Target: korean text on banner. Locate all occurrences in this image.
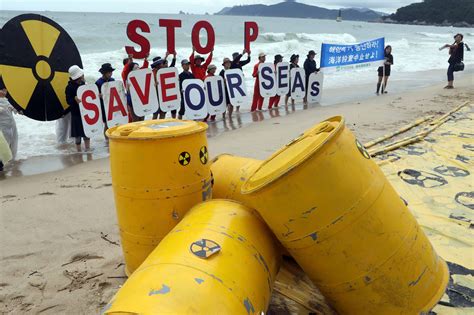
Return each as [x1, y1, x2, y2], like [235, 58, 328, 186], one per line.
[320, 37, 385, 70]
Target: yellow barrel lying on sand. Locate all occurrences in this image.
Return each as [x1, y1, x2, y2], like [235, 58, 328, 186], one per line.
[211, 154, 262, 204]
[214, 116, 448, 314]
[106, 119, 212, 275]
[104, 200, 280, 314]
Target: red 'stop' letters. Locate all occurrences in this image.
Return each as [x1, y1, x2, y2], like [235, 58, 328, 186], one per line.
[191, 21, 215, 54]
[159, 19, 182, 54]
[125, 19, 151, 59]
[244, 21, 259, 52]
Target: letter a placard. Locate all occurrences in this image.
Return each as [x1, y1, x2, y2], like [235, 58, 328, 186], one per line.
[77, 84, 104, 138]
[102, 80, 129, 127]
[128, 68, 159, 117]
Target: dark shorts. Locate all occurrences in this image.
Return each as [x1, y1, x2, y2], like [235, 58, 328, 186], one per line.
[378, 66, 391, 77]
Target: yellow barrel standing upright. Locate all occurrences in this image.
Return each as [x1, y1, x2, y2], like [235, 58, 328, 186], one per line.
[104, 200, 280, 314]
[239, 116, 448, 314]
[106, 119, 212, 275]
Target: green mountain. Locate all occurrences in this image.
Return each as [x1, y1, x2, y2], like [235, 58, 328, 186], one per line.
[385, 0, 474, 27]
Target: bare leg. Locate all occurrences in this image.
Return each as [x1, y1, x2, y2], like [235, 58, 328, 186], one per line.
[84, 138, 91, 151]
[236, 106, 240, 112]
[152, 113, 158, 120]
[159, 111, 166, 119]
[382, 76, 389, 93]
[285, 95, 289, 106]
[376, 76, 383, 94]
[227, 104, 233, 117]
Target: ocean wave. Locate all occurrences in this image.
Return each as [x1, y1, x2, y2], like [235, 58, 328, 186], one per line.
[416, 32, 451, 39]
[260, 32, 357, 44]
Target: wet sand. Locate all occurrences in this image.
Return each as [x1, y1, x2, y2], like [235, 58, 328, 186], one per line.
[0, 77, 473, 313]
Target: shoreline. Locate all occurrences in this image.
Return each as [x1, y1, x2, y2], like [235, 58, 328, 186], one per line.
[1, 72, 473, 179]
[0, 77, 472, 313]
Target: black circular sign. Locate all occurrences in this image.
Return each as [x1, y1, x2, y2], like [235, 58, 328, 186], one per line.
[178, 151, 191, 166]
[199, 146, 208, 165]
[0, 14, 83, 121]
[190, 239, 221, 259]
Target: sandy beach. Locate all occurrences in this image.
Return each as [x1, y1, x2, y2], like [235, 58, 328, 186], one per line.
[1, 76, 473, 314]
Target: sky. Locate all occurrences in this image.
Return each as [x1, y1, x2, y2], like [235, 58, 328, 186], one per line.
[1, 0, 423, 15]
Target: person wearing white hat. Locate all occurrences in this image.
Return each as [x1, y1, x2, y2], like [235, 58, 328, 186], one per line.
[65, 65, 90, 152]
[251, 53, 266, 112]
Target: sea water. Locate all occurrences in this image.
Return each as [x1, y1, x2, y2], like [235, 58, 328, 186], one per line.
[1, 11, 473, 159]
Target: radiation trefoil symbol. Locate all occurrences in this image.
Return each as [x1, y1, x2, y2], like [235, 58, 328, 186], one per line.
[0, 14, 82, 121]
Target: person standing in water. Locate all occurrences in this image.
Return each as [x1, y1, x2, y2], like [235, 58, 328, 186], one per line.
[190, 47, 213, 81]
[66, 65, 90, 152]
[251, 53, 266, 112]
[376, 45, 393, 95]
[440, 34, 465, 89]
[220, 57, 233, 117]
[95, 63, 115, 136]
[204, 64, 218, 122]
[268, 54, 283, 109]
[285, 54, 299, 106]
[231, 49, 251, 112]
[303, 50, 319, 104]
[178, 59, 195, 119]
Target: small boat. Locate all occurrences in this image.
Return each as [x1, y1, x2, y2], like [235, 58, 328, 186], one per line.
[336, 9, 342, 22]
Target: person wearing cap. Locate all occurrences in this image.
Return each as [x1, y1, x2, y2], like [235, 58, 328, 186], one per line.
[231, 49, 251, 112]
[303, 50, 320, 104]
[285, 54, 300, 106]
[268, 54, 284, 109]
[220, 57, 233, 117]
[65, 65, 90, 152]
[204, 64, 218, 122]
[121, 53, 149, 89]
[189, 46, 213, 81]
[95, 63, 116, 136]
[178, 59, 195, 119]
[251, 53, 266, 112]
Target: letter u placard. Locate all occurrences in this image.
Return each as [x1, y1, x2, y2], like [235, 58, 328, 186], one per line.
[205, 76, 226, 115]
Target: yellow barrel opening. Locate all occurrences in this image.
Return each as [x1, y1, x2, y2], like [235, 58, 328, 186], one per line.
[103, 200, 280, 314]
[238, 116, 449, 314]
[106, 119, 212, 275]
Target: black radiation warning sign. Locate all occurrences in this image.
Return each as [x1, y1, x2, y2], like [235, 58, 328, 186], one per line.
[355, 139, 371, 159]
[199, 146, 208, 165]
[0, 14, 83, 121]
[190, 239, 221, 259]
[178, 151, 191, 166]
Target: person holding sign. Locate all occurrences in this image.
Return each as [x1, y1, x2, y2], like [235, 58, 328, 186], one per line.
[151, 57, 166, 119]
[190, 47, 213, 81]
[303, 50, 320, 105]
[231, 50, 251, 112]
[178, 59, 195, 119]
[251, 53, 266, 112]
[220, 57, 233, 117]
[163, 52, 177, 68]
[66, 66, 90, 152]
[376, 46, 393, 95]
[285, 54, 299, 107]
[204, 64, 218, 122]
[121, 54, 149, 89]
[268, 54, 283, 109]
[95, 63, 116, 137]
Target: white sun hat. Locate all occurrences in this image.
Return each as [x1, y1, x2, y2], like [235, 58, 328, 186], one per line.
[68, 65, 84, 80]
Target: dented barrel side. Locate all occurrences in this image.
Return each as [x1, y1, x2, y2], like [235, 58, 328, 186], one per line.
[103, 200, 280, 314]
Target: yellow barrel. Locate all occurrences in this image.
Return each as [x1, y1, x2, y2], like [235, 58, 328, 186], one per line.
[104, 200, 280, 314]
[211, 154, 262, 203]
[239, 116, 448, 314]
[106, 119, 212, 275]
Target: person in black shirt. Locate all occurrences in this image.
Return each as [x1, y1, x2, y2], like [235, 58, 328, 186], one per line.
[440, 34, 465, 89]
[303, 50, 320, 104]
[376, 45, 393, 95]
[230, 49, 251, 112]
[178, 59, 195, 119]
[285, 54, 299, 106]
[66, 65, 90, 152]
